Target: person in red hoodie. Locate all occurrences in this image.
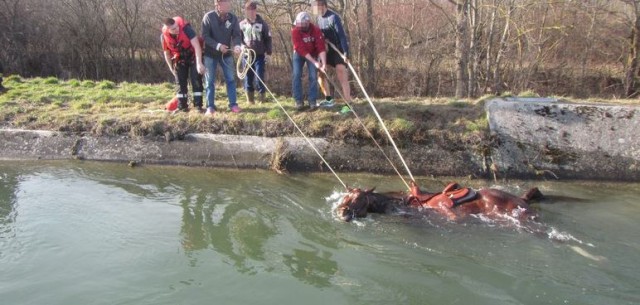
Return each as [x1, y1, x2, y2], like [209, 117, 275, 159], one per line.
[291, 12, 326, 111]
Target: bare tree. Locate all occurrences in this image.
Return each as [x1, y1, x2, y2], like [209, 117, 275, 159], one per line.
[621, 0, 640, 97]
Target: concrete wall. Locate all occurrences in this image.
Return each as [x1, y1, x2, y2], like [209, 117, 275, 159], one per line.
[1, 98, 638, 181]
[486, 98, 639, 180]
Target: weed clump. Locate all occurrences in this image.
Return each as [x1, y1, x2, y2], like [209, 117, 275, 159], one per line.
[81, 80, 96, 88]
[98, 80, 116, 90]
[43, 77, 59, 85]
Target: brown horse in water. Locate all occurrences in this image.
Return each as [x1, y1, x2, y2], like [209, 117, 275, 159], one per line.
[336, 181, 544, 223]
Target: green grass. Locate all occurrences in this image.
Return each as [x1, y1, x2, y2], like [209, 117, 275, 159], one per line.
[0, 76, 304, 137]
[9, 75, 619, 145]
[517, 90, 539, 97]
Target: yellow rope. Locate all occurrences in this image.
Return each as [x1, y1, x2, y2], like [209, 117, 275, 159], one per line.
[236, 47, 256, 79]
[318, 69, 411, 190]
[326, 42, 416, 187]
[236, 47, 348, 190]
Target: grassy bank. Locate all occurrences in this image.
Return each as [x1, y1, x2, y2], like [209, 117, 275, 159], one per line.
[1, 75, 633, 147]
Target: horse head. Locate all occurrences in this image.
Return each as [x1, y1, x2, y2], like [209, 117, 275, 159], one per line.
[336, 187, 377, 222]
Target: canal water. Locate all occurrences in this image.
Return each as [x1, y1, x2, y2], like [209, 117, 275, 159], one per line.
[0, 161, 638, 304]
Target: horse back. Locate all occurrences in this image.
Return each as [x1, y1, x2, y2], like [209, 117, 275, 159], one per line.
[476, 188, 531, 211]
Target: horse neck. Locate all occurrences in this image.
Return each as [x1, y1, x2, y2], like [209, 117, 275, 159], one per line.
[367, 192, 401, 213]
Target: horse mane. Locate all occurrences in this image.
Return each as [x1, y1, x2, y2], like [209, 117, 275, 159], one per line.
[364, 191, 406, 213]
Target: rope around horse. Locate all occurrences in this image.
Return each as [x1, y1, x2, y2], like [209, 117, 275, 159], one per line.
[326, 42, 416, 184]
[318, 66, 411, 190]
[236, 47, 348, 190]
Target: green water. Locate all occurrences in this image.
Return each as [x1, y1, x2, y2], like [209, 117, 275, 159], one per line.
[0, 161, 638, 305]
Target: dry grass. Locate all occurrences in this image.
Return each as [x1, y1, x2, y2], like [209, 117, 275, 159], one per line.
[1, 75, 630, 148]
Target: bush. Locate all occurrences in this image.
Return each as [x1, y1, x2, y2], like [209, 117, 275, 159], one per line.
[68, 79, 81, 87]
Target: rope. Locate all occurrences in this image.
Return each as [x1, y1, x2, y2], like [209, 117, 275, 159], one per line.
[326, 42, 416, 184]
[318, 70, 410, 190]
[236, 47, 348, 190]
[236, 47, 256, 79]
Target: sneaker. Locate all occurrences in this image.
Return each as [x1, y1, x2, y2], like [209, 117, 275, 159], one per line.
[308, 105, 319, 112]
[230, 105, 241, 113]
[295, 104, 308, 112]
[205, 107, 216, 116]
[319, 99, 335, 108]
[339, 105, 351, 115]
[195, 106, 205, 114]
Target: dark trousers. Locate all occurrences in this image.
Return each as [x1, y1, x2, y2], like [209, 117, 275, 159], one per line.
[243, 54, 266, 93]
[174, 61, 203, 109]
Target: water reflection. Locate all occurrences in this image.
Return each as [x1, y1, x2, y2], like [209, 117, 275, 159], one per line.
[171, 172, 340, 287]
[2, 161, 640, 304]
[283, 247, 339, 288]
[62, 162, 342, 287]
[0, 169, 19, 238]
[178, 184, 278, 275]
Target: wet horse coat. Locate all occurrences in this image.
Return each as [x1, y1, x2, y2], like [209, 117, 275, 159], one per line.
[336, 182, 543, 222]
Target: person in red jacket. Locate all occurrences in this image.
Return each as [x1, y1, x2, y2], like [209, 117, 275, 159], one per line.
[161, 17, 205, 112]
[291, 12, 326, 111]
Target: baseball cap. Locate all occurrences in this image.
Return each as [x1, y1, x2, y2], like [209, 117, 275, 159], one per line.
[294, 12, 311, 25]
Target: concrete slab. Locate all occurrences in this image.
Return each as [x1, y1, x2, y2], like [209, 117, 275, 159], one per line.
[486, 98, 640, 180]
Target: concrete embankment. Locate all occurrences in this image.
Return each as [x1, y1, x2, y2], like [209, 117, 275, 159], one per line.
[1, 98, 638, 181]
[487, 98, 639, 181]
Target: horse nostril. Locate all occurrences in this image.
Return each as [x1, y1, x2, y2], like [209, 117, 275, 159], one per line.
[340, 210, 353, 222]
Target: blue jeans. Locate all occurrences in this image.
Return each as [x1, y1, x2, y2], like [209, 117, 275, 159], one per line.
[204, 55, 237, 110]
[243, 54, 266, 93]
[292, 52, 318, 106]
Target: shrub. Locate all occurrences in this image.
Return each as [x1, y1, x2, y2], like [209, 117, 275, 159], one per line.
[68, 79, 81, 87]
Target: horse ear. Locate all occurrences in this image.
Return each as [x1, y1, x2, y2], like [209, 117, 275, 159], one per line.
[365, 187, 376, 193]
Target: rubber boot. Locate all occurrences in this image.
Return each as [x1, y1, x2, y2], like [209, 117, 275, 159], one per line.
[178, 97, 189, 112]
[259, 92, 266, 103]
[194, 95, 204, 113]
[247, 91, 255, 104]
